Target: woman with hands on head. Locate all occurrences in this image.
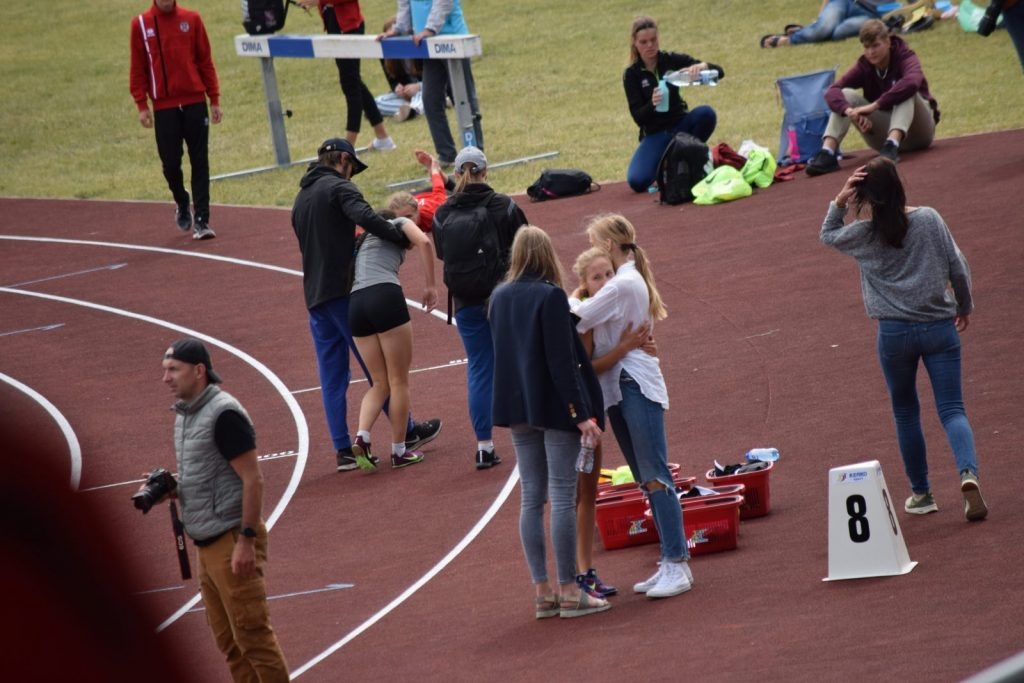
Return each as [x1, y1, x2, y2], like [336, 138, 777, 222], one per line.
[821, 158, 987, 522]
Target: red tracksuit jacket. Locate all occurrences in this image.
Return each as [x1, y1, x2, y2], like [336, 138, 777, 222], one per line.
[129, 2, 219, 112]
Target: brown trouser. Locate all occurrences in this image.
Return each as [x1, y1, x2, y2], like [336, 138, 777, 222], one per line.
[197, 527, 289, 682]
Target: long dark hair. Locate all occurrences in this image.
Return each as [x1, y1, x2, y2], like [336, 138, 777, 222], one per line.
[855, 157, 909, 248]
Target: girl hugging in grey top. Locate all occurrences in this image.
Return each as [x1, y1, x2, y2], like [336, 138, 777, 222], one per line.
[820, 203, 973, 322]
[352, 218, 408, 293]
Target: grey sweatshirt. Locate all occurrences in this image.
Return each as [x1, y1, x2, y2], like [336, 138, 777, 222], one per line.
[820, 202, 972, 321]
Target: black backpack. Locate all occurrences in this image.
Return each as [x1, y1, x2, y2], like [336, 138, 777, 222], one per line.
[526, 168, 600, 202]
[656, 132, 710, 205]
[241, 0, 291, 35]
[435, 203, 505, 323]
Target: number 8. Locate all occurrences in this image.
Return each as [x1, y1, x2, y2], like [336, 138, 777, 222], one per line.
[847, 494, 870, 543]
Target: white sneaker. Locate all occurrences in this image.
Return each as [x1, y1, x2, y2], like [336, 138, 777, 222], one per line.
[393, 103, 412, 123]
[371, 136, 396, 151]
[633, 564, 663, 594]
[646, 561, 692, 599]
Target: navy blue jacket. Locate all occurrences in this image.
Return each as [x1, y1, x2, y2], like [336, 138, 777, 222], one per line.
[489, 274, 604, 432]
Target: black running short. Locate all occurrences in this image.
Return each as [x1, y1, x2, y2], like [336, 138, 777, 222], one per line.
[348, 283, 410, 337]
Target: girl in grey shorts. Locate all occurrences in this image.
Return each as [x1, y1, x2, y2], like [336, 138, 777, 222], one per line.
[348, 216, 437, 470]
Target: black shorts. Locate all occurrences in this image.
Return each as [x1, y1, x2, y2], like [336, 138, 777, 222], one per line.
[349, 283, 410, 337]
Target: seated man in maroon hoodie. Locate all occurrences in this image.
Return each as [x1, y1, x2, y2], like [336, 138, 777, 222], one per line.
[806, 19, 939, 176]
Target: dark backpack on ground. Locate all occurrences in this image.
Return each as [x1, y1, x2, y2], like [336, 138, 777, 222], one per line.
[241, 0, 291, 35]
[435, 203, 505, 323]
[526, 168, 600, 202]
[657, 132, 710, 205]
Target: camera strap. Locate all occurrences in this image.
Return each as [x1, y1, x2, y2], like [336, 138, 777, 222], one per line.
[169, 501, 192, 580]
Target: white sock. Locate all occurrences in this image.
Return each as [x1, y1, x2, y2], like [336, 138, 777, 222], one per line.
[478, 441, 494, 452]
[357, 430, 371, 442]
[392, 442, 406, 456]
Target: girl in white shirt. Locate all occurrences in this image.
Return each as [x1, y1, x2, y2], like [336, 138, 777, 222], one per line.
[572, 213, 693, 600]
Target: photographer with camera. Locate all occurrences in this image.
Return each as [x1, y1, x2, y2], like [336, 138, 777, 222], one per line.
[151, 338, 289, 682]
[978, 1, 1024, 72]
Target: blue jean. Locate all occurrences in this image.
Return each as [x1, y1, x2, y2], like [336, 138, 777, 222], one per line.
[511, 425, 579, 585]
[789, 0, 878, 44]
[454, 304, 493, 442]
[627, 105, 717, 192]
[877, 319, 978, 494]
[606, 370, 688, 562]
[308, 297, 412, 451]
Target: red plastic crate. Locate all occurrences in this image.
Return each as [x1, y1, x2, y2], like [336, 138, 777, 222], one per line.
[679, 494, 743, 556]
[704, 460, 774, 519]
[595, 489, 658, 550]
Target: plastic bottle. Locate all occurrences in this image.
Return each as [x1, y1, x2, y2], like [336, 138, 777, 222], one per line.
[654, 79, 670, 112]
[576, 431, 597, 473]
[699, 69, 718, 86]
[664, 70, 690, 87]
[745, 447, 779, 462]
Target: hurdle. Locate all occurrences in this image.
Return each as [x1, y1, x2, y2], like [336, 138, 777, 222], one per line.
[222, 33, 554, 181]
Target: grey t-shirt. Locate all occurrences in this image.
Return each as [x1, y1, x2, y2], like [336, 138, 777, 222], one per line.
[820, 203, 973, 321]
[351, 219, 407, 293]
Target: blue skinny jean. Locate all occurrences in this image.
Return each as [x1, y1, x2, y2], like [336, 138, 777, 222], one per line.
[789, 0, 878, 44]
[511, 425, 579, 585]
[454, 304, 494, 442]
[877, 318, 978, 495]
[308, 297, 412, 451]
[626, 105, 717, 192]
[606, 370, 689, 562]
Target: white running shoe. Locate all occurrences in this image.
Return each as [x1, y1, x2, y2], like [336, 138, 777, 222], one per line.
[646, 560, 692, 599]
[371, 136, 397, 151]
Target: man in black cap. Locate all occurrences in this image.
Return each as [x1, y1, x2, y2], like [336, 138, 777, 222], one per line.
[291, 138, 442, 471]
[159, 338, 289, 682]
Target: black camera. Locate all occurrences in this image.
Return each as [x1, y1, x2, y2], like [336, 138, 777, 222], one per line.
[978, 0, 1005, 37]
[132, 468, 177, 514]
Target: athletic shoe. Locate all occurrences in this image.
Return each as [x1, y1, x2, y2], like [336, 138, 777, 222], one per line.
[352, 437, 377, 472]
[392, 450, 424, 469]
[405, 419, 442, 451]
[582, 568, 617, 597]
[805, 149, 840, 177]
[192, 221, 216, 240]
[879, 140, 900, 163]
[634, 561, 693, 593]
[393, 103, 413, 122]
[960, 470, 988, 521]
[905, 492, 938, 514]
[371, 136, 396, 151]
[475, 448, 502, 470]
[175, 202, 192, 232]
[336, 448, 357, 472]
[646, 560, 692, 599]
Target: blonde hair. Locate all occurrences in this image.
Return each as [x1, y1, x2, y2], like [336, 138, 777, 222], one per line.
[585, 213, 667, 320]
[506, 225, 563, 288]
[572, 246, 613, 298]
[629, 15, 658, 63]
[385, 191, 418, 215]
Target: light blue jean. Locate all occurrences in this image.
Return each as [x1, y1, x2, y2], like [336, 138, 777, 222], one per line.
[308, 297, 413, 451]
[789, 0, 878, 44]
[877, 319, 978, 495]
[454, 304, 493, 442]
[511, 425, 579, 585]
[606, 370, 688, 562]
[626, 105, 717, 192]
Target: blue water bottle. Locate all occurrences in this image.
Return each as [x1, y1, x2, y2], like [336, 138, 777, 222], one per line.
[655, 79, 669, 113]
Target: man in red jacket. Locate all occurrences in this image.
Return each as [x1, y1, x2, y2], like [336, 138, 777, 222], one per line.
[130, 0, 222, 239]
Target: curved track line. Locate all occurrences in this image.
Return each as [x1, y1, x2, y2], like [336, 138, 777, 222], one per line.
[0, 286, 309, 632]
[0, 235, 451, 324]
[0, 371, 82, 490]
[290, 466, 520, 679]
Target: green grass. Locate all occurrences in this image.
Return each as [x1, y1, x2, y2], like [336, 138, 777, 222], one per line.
[1, 0, 1020, 210]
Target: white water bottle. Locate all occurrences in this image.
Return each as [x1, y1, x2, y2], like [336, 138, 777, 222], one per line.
[745, 447, 779, 462]
[664, 69, 691, 87]
[576, 431, 597, 473]
[655, 79, 669, 112]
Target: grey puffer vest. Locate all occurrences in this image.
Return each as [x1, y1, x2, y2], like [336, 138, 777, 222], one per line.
[173, 385, 251, 542]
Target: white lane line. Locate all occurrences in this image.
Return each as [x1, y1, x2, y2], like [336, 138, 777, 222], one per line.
[0, 286, 309, 633]
[0, 323, 64, 337]
[0, 371, 82, 490]
[79, 451, 298, 492]
[3, 262, 126, 288]
[291, 359, 468, 394]
[0, 236, 452, 324]
[290, 466, 521, 679]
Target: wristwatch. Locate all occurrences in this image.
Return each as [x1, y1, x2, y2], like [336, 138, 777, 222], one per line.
[240, 526, 257, 539]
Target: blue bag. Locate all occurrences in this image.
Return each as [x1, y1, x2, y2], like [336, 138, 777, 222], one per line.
[775, 68, 836, 165]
